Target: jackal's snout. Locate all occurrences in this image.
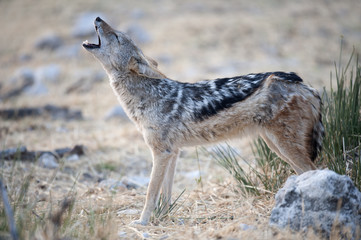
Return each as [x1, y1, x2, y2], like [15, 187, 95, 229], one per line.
[83, 17, 114, 50]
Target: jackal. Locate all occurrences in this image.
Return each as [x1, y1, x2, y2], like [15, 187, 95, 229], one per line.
[83, 17, 324, 225]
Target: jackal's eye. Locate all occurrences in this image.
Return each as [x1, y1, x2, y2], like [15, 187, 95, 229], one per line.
[112, 33, 120, 42]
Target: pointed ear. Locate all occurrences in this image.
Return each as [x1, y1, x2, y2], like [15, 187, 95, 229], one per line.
[145, 56, 158, 68]
[128, 56, 166, 79]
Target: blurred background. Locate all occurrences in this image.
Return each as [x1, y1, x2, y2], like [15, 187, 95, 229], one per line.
[0, 0, 361, 189]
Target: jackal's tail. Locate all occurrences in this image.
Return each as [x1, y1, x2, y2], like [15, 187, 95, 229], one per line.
[310, 99, 324, 162]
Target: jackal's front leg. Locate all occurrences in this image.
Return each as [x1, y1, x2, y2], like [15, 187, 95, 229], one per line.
[132, 149, 178, 225]
[160, 150, 179, 211]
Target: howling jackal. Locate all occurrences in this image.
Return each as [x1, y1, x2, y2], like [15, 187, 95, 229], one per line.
[83, 17, 324, 225]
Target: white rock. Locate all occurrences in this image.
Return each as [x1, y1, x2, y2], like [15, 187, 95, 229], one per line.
[117, 231, 127, 238]
[270, 169, 361, 239]
[38, 153, 59, 169]
[117, 209, 139, 215]
[34, 33, 63, 50]
[35, 64, 61, 83]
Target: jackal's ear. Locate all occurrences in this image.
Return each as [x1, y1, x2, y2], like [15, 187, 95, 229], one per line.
[128, 56, 166, 79]
[145, 56, 159, 68]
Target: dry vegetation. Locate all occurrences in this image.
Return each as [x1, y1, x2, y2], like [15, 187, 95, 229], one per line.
[1, 0, 361, 239]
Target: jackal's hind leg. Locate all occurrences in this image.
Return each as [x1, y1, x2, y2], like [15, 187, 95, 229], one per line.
[260, 131, 316, 175]
[260, 133, 306, 174]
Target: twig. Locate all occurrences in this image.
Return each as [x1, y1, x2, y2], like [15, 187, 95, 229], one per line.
[0, 178, 19, 240]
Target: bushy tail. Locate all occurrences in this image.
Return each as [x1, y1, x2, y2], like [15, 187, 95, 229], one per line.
[310, 110, 325, 162]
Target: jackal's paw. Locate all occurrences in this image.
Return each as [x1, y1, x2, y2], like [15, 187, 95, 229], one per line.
[130, 219, 147, 226]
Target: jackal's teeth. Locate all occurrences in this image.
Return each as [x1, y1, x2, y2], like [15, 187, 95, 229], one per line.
[83, 40, 89, 44]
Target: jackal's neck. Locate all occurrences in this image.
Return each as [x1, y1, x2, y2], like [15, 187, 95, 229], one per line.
[108, 72, 174, 123]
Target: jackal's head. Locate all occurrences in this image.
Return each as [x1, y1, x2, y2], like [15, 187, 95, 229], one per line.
[83, 17, 165, 79]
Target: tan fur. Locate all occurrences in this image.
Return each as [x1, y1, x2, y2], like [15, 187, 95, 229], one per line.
[83, 17, 323, 225]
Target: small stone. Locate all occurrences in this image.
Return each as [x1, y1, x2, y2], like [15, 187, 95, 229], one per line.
[34, 33, 63, 50]
[99, 179, 127, 190]
[66, 154, 79, 162]
[38, 153, 59, 169]
[121, 176, 150, 189]
[35, 64, 61, 83]
[239, 223, 256, 231]
[117, 209, 139, 215]
[118, 231, 127, 238]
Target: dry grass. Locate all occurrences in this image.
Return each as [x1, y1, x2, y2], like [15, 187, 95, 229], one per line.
[1, 0, 361, 239]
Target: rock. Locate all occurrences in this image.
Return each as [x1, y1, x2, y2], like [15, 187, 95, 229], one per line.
[99, 179, 127, 190]
[0, 105, 83, 121]
[72, 12, 104, 38]
[104, 106, 128, 120]
[43, 104, 83, 120]
[66, 69, 105, 94]
[239, 223, 256, 231]
[38, 153, 59, 169]
[269, 170, 361, 239]
[35, 64, 61, 83]
[126, 24, 152, 44]
[24, 79, 48, 95]
[118, 231, 127, 238]
[0, 145, 86, 162]
[121, 176, 150, 189]
[0, 107, 42, 120]
[20, 64, 61, 96]
[117, 209, 139, 215]
[66, 154, 79, 162]
[34, 33, 63, 50]
[0, 68, 34, 100]
[0, 146, 30, 160]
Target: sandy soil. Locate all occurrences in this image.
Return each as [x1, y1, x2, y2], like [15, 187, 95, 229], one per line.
[1, 0, 360, 239]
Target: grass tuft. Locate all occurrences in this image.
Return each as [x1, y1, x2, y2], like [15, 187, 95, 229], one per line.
[320, 47, 361, 190]
[208, 142, 291, 197]
[152, 189, 186, 223]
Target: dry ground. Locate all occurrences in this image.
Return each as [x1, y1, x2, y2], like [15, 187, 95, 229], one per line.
[1, 0, 361, 239]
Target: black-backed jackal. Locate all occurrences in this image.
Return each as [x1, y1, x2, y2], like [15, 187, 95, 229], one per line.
[83, 17, 324, 225]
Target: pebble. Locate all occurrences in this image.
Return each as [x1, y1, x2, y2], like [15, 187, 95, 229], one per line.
[118, 231, 127, 238]
[34, 33, 63, 50]
[121, 176, 150, 189]
[35, 64, 61, 83]
[117, 209, 139, 215]
[38, 153, 59, 169]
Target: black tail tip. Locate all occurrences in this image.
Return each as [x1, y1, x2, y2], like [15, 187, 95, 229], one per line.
[95, 17, 102, 22]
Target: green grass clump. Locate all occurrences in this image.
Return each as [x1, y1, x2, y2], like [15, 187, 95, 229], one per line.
[321, 48, 361, 190]
[209, 142, 291, 196]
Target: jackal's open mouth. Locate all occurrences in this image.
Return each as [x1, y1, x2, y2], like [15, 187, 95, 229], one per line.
[82, 26, 101, 49]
